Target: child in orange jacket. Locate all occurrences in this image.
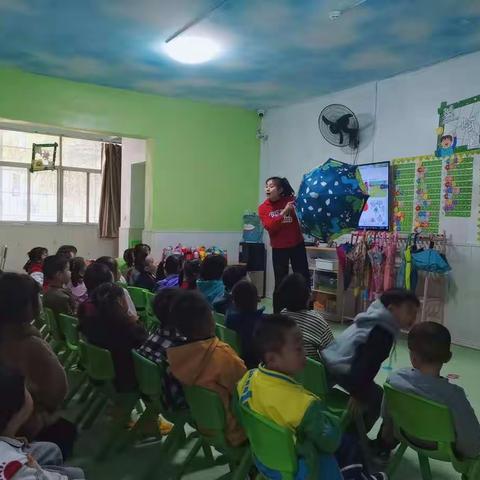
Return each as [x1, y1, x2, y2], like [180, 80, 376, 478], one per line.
[167, 291, 247, 447]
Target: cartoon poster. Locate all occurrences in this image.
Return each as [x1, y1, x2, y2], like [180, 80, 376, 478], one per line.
[436, 95, 480, 157]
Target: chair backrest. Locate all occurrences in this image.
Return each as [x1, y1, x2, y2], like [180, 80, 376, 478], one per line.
[79, 339, 115, 382]
[132, 350, 165, 398]
[184, 385, 227, 449]
[296, 357, 329, 398]
[127, 286, 148, 310]
[214, 312, 225, 326]
[239, 402, 297, 478]
[383, 383, 456, 461]
[144, 291, 159, 330]
[43, 307, 63, 342]
[216, 324, 241, 355]
[59, 314, 79, 351]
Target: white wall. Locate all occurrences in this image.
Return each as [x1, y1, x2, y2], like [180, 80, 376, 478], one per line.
[0, 224, 116, 272]
[119, 137, 147, 252]
[260, 50, 480, 348]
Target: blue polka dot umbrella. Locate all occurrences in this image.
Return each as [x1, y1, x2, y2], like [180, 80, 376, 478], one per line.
[296, 158, 369, 241]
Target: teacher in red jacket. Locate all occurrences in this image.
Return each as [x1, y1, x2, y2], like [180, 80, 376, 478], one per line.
[258, 176, 310, 313]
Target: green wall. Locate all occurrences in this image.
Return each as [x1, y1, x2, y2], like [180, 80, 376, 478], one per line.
[0, 68, 260, 231]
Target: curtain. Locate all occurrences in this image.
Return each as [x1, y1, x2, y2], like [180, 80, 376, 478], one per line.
[99, 143, 121, 238]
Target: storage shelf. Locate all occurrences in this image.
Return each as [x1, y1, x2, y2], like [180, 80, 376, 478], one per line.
[306, 246, 337, 252]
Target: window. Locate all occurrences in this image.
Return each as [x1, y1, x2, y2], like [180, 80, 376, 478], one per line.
[0, 129, 104, 224]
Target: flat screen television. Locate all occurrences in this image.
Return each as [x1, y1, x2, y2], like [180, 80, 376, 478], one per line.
[357, 161, 391, 231]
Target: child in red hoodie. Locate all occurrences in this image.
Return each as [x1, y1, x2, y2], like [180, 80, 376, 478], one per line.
[258, 176, 310, 312]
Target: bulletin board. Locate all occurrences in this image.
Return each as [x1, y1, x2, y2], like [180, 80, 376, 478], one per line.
[392, 151, 480, 244]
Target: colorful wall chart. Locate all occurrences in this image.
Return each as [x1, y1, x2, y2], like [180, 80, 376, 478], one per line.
[443, 155, 473, 217]
[415, 157, 442, 233]
[393, 160, 415, 232]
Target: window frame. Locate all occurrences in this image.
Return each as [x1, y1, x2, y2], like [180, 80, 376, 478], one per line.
[0, 135, 103, 225]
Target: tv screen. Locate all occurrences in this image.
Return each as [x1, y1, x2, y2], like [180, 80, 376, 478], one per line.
[357, 161, 391, 230]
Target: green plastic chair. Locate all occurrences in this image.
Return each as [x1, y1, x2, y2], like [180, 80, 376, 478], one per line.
[239, 401, 297, 480]
[127, 351, 188, 454]
[216, 324, 242, 355]
[59, 314, 79, 352]
[43, 307, 64, 348]
[145, 291, 159, 332]
[78, 339, 138, 460]
[384, 383, 480, 479]
[179, 385, 252, 480]
[127, 286, 149, 324]
[214, 312, 226, 326]
[296, 358, 350, 420]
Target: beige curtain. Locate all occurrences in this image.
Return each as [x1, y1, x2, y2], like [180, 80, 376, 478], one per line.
[99, 143, 121, 238]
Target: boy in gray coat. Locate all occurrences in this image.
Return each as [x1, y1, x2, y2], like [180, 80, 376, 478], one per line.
[379, 321, 480, 459]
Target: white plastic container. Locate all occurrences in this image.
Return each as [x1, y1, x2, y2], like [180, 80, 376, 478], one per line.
[315, 258, 338, 271]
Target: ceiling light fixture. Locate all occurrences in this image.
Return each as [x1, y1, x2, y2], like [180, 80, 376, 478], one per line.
[163, 36, 222, 64]
[329, 0, 367, 20]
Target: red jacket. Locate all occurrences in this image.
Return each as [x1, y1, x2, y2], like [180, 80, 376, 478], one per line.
[258, 196, 304, 249]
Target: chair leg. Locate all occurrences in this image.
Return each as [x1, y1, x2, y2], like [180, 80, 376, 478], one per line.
[175, 438, 203, 480]
[202, 444, 214, 464]
[80, 393, 107, 430]
[418, 454, 432, 480]
[63, 372, 87, 408]
[231, 450, 253, 480]
[386, 443, 407, 478]
[354, 414, 371, 474]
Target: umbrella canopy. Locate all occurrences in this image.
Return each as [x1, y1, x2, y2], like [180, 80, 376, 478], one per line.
[296, 159, 369, 241]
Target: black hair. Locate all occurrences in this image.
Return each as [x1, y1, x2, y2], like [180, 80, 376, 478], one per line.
[164, 254, 183, 276]
[91, 282, 130, 326]
[441, 135, 453, 142]
[170, 291, 214, 341]
[200, 254, 227, 281]
[56, 245, 77, 257]
[232, 280, 258, 313]
[133, 244, 151, 270]
[266, 177, 295, 197]
[222, 265, 247, 291]
[70, 257, 86, 287]
[254, 314, 297, 362]
[182, 259, 201, 289]
[96, 256, 119, 281]
[23, 247, 48, 272]
[84, 262, 114, 293]
[0, 366, 26, 433]
[277, 273, 310, 312]
[408, 321, 451, 364]
[123, 248, 135, 268]
[380, 289, 420, 309]
[0, 273, 40, 325]
[43, 255, 70, 281]
[153, 288, 182, 329]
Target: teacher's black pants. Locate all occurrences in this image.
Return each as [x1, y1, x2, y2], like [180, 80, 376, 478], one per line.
[272, 242, 310, 313]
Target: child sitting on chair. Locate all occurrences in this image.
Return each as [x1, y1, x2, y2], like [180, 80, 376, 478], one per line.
[167, 291, 247, 446]
[237, 315, 386, 480]
[213, 265, 248, 314]
[137, 288, 186, 409]
[155, 254, 183, 291]
[0, 365, 85, 480]
[42, 255, 76, 317]
[196, 254, 227, 307]
[225, 280, 264, 368]
[377, 321, 480, 460]
[278, 273, 334, 361]
[321, 288, 419, 432]
[67, 257, 88, 307]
